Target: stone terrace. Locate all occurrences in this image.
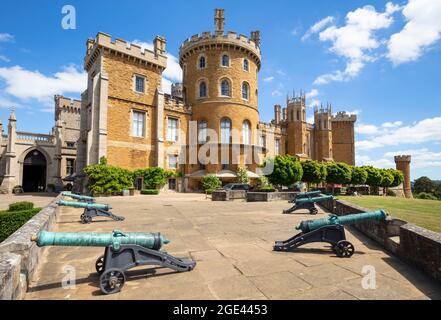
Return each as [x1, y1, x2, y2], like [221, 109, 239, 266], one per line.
[25, 193, 441, 300]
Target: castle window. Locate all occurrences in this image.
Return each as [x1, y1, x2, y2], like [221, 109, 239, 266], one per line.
[132, 110, 145, 137]
[242, 82, 250, 100]
[221, 54, 230, 67]
[66, 141, 75, 148]
[168, 155, 178, 169]
[135, 75, 145, 93]
[198, 121, 208, 143]
[220, 118, 231, 144]
[199, 81, 207, 98]
[66, 158, 75, 175]
[242, 120, 251, 145]
[243, 59, 249, 71]
[199, 56, 206, 69]
[259, 135, 266, 148]
[297, 110, 300, 121]
[167, 118, 179, 142]
[275, 139, 280, 155]
[220, 79, 231, 97]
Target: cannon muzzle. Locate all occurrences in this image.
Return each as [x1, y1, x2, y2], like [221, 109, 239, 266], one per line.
[297, 190, 321, 197]
[57, 199, 111, 211]
[31, 230, 170, 251]
[295, 195, 334, 204]
[61, 192, 96, 203]
[296, 210, 388, 233]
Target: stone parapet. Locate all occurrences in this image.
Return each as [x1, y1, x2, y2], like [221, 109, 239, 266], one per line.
[331, 111, 357, 122]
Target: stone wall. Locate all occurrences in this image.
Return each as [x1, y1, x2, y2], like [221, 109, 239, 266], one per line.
[320, 198, 441, 285]
[212, 191, 297, 202]
[0, 196, 60, 299]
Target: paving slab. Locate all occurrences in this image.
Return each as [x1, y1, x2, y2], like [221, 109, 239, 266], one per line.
[24, 193, 441, 300]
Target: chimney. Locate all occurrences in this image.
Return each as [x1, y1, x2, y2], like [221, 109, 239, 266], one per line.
[214, 8, 225, 35]
[251, 31, 260, 47]
[153, 36, 166, 56]
[274, 105, 281, 124]
[282, 108, 287, 121]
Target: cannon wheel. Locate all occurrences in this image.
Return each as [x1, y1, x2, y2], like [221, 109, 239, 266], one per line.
[309, 207, 318, 215]
[80, 214, 92, 224]
[99, 268, 126, 295]
[95, 255, 105, 274]
[334, 240, 354, 258]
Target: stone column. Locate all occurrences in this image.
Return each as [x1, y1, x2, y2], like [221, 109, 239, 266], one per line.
[395, 155, 412, 198]
[0, 111, 17, 193]
[156, 90, 165, 168]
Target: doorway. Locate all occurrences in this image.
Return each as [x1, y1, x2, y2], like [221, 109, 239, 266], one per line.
[22, 150, 47, 192]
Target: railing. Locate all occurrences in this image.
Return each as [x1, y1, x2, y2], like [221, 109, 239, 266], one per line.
[16, 132, 54, 143]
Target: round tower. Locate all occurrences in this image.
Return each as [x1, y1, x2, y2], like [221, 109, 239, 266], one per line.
[394, 155, 412, 198]
[179, 8, 261, 145]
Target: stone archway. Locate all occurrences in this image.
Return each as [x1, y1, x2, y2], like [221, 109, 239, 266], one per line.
[22, 149, 47, 192]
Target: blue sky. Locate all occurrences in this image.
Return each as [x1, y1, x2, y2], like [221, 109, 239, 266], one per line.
[0, 0, 440, 179]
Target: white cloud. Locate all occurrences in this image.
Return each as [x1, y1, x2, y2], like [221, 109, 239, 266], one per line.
[131, 40, 182, 94]
[0, 55, 10, 62]
[263, 76, 274, 83]
[0, 33, 14, 42]
[355, 124, 379, 135]
[276, 70, 286, 76]
[314, 2, 400, 85]
[382, 120, 403, 128]
[387, 0, 441, 65]
[306, 89, 319, 98]
[271, 90, 283, 98]
[357, 116, 441, 150]
[356, 154, 395, 168]
[384, 148, 441, 169]
[302, 16, 335, 41]
[0, 65, 86, 105]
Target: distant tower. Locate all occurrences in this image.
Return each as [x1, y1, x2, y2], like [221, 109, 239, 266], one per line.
[171, 83, 183, 99]
[314, 105, 333, 161]
[286, 93, 308, 158]
[331, 111, 357, 165]
[273, 104, 282, 124]
[395, 155, 412, 198]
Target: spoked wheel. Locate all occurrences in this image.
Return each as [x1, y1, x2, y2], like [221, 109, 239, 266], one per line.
[81, 214, 92, 224]
[309, 208, 318, 215]
[95, 255, 105, 274]
[334, 240, 355, 258]
[99, 268, 126, 295]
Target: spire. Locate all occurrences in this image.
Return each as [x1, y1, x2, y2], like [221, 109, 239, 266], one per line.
[214, 8, 225, 35]
[9, 107, 16, 121]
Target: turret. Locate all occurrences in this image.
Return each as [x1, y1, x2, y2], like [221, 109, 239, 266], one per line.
[331, 111, 357, 165]
[274, 105, 282, 124]
[214, 8, 225, 35]
[314, 104, 333, 161]
[394, 155, 412, 198]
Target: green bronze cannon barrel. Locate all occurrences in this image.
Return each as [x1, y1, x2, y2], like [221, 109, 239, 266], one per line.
[61, 192, 96, 203]
[297, 190, 321, 197]
[295, 195, 334, 204]
[296, 210, 388, 233]
[31, 230, 170, 251]
[57, 199, 111, 211]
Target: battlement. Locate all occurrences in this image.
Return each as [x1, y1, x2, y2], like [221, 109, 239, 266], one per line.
[314, 106, 332, 115]
[332, 111, 357, 122]
[85, 32, 167, 71]
[164, 94, 192, 114]
[394, 155, 411, 162]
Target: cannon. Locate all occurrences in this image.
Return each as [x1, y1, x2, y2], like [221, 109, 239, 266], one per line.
[293, 190, 322, 201]
[31, 230, 196, 295]
[56, 200, 125, 224]
[283, 194, 334, 215]
[61, 192, 96, 203]
[274, 210, 387, 257]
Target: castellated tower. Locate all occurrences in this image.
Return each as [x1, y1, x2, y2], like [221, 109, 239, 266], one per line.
[331, 111, 356, 165]
[179, 8, 262, 178]
[314, 105, 333, 162]
[395, 155, 413, 198]
[286, 93, 309, 159]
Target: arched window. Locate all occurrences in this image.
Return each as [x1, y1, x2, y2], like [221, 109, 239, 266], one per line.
[220, 79, 231, 97]
[199, 56, 206, 69]
[199, 81, 207, 98]
[221, 54, 230, 67]
[198, 121, 207, 143]
[243, 59, 249, 71]
[220, 118, 231, 144]
[242, 120, 251, 145]
[242, 82, 250, 100]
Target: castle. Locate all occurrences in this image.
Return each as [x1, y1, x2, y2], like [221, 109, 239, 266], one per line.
[0, 9, 363, 194]
[72, 9, 357, 192]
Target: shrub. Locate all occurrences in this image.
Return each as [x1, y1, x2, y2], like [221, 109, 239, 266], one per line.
[134, 167, 173, 190]
[416, 192, 438, 200]
[201, 175, 222, 192]
[8, 201, 34, 212]
[0, 208, 41, 242]
[140, 189, 160, 195]
[386, 189, 397, 197]
[255, 176, 275, 191]
[235, 166, 250, 184]
[84, 164, 134, 196]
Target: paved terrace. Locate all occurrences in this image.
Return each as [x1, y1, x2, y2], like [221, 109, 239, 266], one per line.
[25, 193, 441, 300]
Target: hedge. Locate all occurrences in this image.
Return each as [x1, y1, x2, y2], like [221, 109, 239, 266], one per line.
[8, 201, 34, 212]
[0, 208, 41, 242]
[140, 189, 160, 195]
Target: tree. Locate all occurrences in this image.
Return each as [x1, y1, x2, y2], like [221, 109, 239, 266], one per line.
[301, 160, 327, 189]
[201, 175, 222, 193]
[413, 176, 435, 194]
[362, 166, 383, 191]
[265, 155, 303, 189]
[134, 167, 173, 189]
[235, 166, 250, 184]
[389, 169, 404, 188]
[325, 162, 352, 194]
[379, 169, 394, 195]
[350, 166, 368, 185]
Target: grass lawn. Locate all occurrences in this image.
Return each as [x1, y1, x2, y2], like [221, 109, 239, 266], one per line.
[338, 196, 441, 234]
